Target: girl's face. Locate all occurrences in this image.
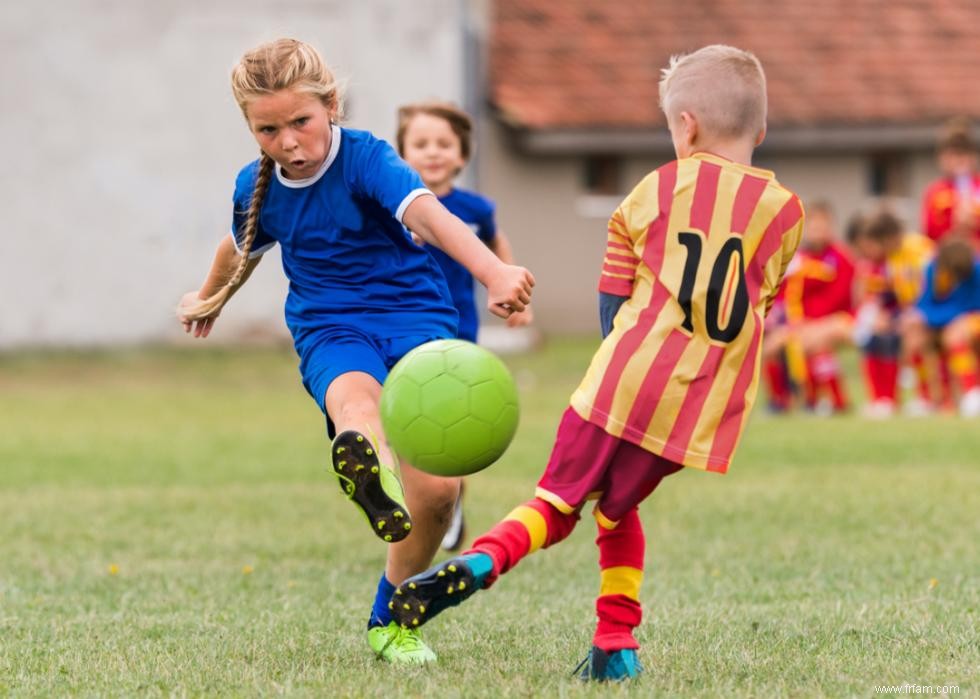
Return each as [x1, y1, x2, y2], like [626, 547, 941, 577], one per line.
[401, 113, 465, 193]
[246, 88, 335, 179]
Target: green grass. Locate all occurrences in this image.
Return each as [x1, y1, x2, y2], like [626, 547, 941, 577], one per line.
[0, 341, 977, 697]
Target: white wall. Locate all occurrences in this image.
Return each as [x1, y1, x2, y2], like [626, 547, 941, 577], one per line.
[0, 0, 465, 348]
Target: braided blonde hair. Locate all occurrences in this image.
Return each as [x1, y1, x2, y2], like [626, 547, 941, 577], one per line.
[181, 38, 341, 321]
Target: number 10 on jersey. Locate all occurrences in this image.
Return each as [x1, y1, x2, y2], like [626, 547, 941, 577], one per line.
[676, 231, 750, 343]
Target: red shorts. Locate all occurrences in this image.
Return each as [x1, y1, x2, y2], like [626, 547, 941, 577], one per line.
[535, 408, 683, 528]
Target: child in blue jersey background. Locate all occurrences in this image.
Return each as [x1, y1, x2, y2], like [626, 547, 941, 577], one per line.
[396, 102, 533, 551]
[176, 38, 534, 665]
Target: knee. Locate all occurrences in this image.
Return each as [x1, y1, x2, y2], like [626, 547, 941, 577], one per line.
[335, 395, 379, 428]
[409, 475, 460, 522]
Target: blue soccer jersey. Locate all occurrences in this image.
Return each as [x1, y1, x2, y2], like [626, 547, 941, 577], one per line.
[230, 126, 458, 351]
[917, 258, 980, 328]
[427, 188, 497, 342]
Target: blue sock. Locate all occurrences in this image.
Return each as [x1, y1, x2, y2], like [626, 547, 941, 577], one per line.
[368, 573, 396, 628]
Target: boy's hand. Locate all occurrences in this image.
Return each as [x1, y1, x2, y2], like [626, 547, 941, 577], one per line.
[486, 264, 535, 319]
[177, 291, 219, 339]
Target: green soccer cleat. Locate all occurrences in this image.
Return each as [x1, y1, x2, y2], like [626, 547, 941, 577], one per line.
[389, 552, 494, 629]
[573, 646, 643, 682]
[367, 621, 437, 664]
[331, 430, 412, 543]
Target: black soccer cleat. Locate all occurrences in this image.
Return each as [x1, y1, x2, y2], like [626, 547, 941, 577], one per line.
[389, 553, 493, 629]
[331, 430, 412, 543]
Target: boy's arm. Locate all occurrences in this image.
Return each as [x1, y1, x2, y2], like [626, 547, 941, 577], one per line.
[765, 219, 805, 317]
[489, 230, 534, 327]
[403, 195, 534, 318]
[598, 207, 640, 297]
[177, 235, 262, 338]
[599, 292, 628, 338]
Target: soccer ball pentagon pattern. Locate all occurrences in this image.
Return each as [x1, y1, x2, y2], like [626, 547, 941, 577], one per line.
[380, 339, 519, 477]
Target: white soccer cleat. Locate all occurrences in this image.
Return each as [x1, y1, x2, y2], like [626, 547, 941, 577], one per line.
[862, 399, 896, 420]
[959, 388, 980, 418]
[903, 397, 935, 418]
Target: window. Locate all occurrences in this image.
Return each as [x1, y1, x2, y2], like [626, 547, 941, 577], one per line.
[868, 152, 910, 197]
[582, 155, 624, 196]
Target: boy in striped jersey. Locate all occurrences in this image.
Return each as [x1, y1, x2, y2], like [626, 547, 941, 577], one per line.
[390, 45, 804, 681]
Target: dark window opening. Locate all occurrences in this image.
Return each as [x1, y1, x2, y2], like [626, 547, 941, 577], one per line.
[583, 155, 624, 196]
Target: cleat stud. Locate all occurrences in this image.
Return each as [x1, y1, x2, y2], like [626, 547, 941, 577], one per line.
[404, 523, 411, 530]
[371, 466, 379, 474]
[403, 603, 411, 610]
[356, 435, 364, 442]
[412, 618, 419, 626]
[384, 535, 392, 542]
[458, 582, 466, 590]
[419, 605, 426, 614]
[336, 447, 345, 454]
[447, 565, 457, 573]
[408, 582, 416, 590]
[377, 520, 386, 530]
[437, 570, 445, 577]
[388, 601, 394, 610]
[393, 511, 403, 519]
[366, 448, 374, 456]
[395, 589, 403, 595]
[355, 464, 364, 471]
[447, 585, 454, 594]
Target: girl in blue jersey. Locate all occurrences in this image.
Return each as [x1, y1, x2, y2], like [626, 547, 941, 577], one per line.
[396, 102, 533, 551]
[177, 38, 534, 665]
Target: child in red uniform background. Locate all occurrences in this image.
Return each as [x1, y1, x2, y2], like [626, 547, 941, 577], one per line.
[852, 209, 935, 416]
[921, 117, 980, 247]
[762, 202, 854, 413]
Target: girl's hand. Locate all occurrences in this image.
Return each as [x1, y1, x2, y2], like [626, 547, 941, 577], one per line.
[506, 304, 534, 328]
[177, 291, 219, 339]
[486, 264, 535, 319]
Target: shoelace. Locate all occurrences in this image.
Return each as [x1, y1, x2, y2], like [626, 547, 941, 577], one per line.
[571, 653, 592, 678]
[390, 626, 427, 653]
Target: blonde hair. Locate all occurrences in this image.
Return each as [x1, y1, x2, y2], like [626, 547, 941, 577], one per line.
[659, 45, 767, 141]
[181, 38, 340, 321]
[396, 101, 474, 161]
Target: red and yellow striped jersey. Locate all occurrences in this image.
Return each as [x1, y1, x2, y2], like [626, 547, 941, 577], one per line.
[572, 153, 804, 473]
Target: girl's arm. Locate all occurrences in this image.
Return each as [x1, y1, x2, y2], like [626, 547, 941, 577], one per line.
[489, 230, 534, 327]
[177, 235, 262, 338]
[403, 195, 534, 318]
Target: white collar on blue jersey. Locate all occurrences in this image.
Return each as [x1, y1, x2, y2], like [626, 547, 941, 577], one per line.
[274, 124, 342, 189]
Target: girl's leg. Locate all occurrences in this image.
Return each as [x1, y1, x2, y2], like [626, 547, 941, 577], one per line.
[387, 463, 460, 583]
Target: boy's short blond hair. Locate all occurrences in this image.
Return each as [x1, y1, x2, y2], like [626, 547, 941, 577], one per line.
[659, 45, 767, 140]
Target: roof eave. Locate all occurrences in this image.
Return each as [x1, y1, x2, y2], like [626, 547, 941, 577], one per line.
[508, 123, 947, 155]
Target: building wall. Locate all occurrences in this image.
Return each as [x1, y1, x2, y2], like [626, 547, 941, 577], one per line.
[1, 0, 465, 348]
[477, 122, 945, 335]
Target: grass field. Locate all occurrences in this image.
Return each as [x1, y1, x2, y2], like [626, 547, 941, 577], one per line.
[0, 340, 977, 697]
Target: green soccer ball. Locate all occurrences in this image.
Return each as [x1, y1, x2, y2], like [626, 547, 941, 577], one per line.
[380, 339, 519, 477]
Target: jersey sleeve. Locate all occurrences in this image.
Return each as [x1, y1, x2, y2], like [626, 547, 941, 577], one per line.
[478, 199, 497, 243]
[765, 213, 805, 316]
[230, 163, 277, 259]
[598, 204, 641, 296]
[352, 135, 431, 223]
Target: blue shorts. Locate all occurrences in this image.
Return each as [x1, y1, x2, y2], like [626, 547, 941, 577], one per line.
[297, 326, 448, 415]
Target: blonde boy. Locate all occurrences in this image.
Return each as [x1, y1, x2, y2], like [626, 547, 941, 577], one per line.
[388, 45, 804, 681]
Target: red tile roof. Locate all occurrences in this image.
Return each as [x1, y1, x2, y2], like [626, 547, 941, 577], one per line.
[490, 0, 980, 130]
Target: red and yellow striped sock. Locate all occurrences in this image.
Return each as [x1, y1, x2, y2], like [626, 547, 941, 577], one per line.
[593, 507, 645, 651]
[948, 342, 980, 393]
[468, 497, 579, 587]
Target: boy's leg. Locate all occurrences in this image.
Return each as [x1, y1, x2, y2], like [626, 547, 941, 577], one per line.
[389, 497, 580, 629]
[593, 507, 644, 652]
[579, 449, 681, 682]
